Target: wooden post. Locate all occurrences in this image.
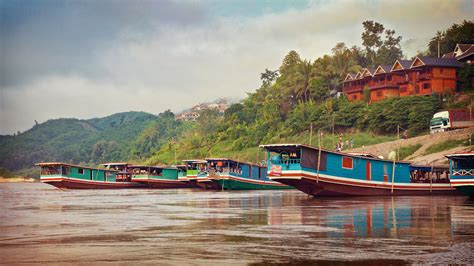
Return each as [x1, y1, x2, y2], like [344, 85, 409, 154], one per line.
[397, 125, 400, 161]
[391, 125, 399, 194]
[391, 159, 396, 194]
[174, 144, 177, 166]
[309, 123, 313, 146]
[430, 163, 433, 193]
[317, 129, 322, 183]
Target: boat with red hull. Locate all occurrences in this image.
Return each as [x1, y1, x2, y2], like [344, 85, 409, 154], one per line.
[37, 162, 143, 189]
[260, 144, 461, 197]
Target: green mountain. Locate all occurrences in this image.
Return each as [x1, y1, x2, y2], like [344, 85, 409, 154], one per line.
[0, 111, 183, 173]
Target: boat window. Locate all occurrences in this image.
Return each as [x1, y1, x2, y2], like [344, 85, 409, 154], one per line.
[78, 168, 84, 174]
[342, 157, 353, 169]
[301, 147, 326, 171]
[41, 166, 61, 175]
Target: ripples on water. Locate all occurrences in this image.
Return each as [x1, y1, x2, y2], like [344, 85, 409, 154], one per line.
[1, 183, 473, 264]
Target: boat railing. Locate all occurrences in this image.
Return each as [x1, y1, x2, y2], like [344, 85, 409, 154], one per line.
[452, 168, 474, 176]
[270, 159, 301, 165]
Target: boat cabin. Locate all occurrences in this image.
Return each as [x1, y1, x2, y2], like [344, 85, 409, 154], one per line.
[102, 162, 132, 182]
[130, 165, 180, 180]
[206, 158, 268, 180]
[174, 165, 188, 178]
[36, 162, 118, 182]
[260, 144, 412, 183]
[409, 164, 449, 183]
[446, 153, 474, 181]
[182, 159, 208, 178]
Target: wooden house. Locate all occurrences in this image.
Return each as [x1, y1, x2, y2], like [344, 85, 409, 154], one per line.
[342, 56, 463, 102]
[343, 72, 364, 101]
[391, 59, 416, 97]
[369, 65, 399, 102]
[410, 57, 462, 95]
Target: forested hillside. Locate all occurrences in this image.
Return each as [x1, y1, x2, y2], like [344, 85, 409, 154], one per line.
[0, 111, 185, 174]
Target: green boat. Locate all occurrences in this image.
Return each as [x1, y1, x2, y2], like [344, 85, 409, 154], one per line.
[204, 158, 293, 190]
[37, 162, 143, 189]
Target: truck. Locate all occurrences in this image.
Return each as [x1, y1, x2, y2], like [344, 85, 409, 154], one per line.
[430, 108, 473, 134]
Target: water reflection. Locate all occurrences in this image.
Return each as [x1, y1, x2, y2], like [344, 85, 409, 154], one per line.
[1, 183, 474, 264]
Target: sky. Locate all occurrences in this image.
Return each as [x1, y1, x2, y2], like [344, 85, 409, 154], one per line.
[0, 0, 472, 134]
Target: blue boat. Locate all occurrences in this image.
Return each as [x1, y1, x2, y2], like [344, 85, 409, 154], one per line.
[260, 144, 460, 197]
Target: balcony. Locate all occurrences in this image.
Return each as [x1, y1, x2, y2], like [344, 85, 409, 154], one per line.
[417, 73, 432, 81]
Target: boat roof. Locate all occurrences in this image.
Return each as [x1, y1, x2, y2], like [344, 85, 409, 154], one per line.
[445, 152, 474, 159]
[259, 143, 412, 164]
[101, 162, 130, 166]
[409, 164, 449, 171]
[346, 152, 378, 158]
[129, 165, 172, 169]
[182, 159, 207, 163]
[205, 158, 263, 167]
[35, 162, 118, 172]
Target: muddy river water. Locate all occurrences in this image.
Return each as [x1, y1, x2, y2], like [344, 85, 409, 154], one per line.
[1, 183, 473, 264]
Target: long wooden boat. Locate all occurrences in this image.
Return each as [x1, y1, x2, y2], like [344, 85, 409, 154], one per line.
[446, 153, 474, 196]
[182, 159, 208, 188]
[203, 158, 292, 190]
[260, 144, 461, 197]
[36, 162, 143, 189]
[130, 165, 189, 189]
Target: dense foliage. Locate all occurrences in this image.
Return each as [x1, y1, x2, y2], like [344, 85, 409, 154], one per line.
[0, 111, 184, 171]
[427, 20, 474, 57]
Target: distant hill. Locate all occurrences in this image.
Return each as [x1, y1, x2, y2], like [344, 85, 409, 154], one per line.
[0, 111, 183, 173]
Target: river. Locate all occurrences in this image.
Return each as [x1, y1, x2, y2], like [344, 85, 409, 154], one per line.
[1, 183, 473, 264]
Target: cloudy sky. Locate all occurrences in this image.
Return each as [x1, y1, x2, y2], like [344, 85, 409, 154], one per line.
[0, 0, 472, 134]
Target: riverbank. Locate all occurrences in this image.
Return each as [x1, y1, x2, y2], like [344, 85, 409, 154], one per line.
[0, 177, 36, 183]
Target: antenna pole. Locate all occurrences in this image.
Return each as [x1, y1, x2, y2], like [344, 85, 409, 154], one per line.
[437, 38, 440, 58]
[309, 122, 313, 146]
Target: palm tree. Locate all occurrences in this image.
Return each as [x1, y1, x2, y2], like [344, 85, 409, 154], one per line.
[293, 60, 315, 102]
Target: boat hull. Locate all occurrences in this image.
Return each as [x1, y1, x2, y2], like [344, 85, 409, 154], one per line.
[196, 179, 221, 190]
[213, 176, 292, 190]
[41, 177, 143, 189]
[452, 185, 474, 197]
[270, 171, 461, 197]
[133, 178, 189, 189]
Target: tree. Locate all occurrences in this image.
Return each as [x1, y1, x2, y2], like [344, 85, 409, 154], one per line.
[309, 77, 330, 103]
[279, 50, 301, 76]
[293, 60, 316, 102]
[361, 21, 385, 66]
[376, 29, 403, 65]
[363, 86, 371, 103]
[428, 20, 474, 57]
[361, 21, 403, 66]
[330, 42, 362, 85]
[260, 69, 279, 87]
